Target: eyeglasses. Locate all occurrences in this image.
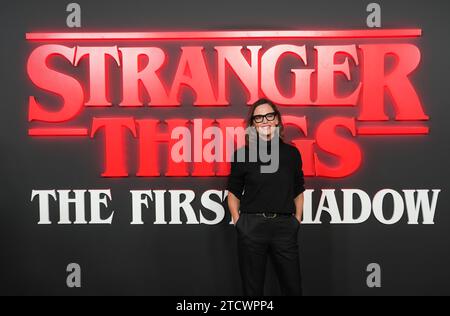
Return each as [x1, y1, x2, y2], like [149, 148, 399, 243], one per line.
[252, 111, 278, 123]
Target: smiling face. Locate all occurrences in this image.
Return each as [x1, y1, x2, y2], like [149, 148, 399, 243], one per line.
[252, 103, 279, 140]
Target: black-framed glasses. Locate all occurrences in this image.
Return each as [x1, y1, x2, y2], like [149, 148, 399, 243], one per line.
[252, 111, 278, 123]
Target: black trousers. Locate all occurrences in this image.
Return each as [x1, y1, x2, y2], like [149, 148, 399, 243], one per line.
[235, 212, 302, 296]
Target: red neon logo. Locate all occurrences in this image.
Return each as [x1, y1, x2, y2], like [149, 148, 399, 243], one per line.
[25, 29, 429, 178]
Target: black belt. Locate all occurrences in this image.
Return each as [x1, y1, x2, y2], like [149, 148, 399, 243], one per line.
[240, 211, 294, 218]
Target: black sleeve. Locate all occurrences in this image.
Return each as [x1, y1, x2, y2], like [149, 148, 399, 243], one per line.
[293, 148, 306, 197]
[226, 149, 246, 200]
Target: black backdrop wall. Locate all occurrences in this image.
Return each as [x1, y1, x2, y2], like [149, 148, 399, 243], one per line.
[0, 0, 449, 295]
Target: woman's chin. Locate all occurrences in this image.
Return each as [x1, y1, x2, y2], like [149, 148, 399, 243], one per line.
[258, 128, 272, 135]
[258, 132, 273, 139]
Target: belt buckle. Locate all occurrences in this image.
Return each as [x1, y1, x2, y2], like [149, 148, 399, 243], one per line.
[263, 212, 277, 219]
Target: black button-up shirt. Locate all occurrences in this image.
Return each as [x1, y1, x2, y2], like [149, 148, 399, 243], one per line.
[226, 136, 306, 214]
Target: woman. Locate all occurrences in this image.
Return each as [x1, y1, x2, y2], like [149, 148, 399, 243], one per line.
[226, 98, 306, 296]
